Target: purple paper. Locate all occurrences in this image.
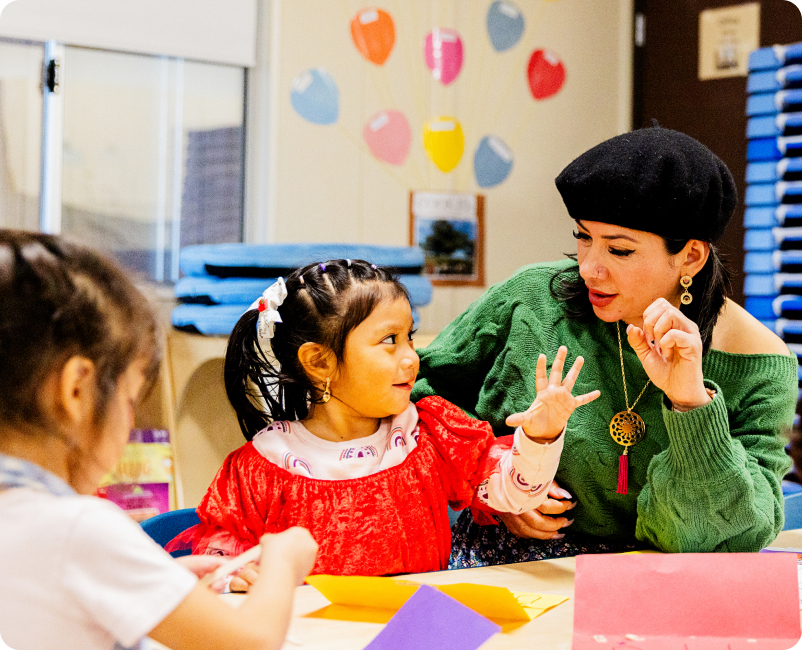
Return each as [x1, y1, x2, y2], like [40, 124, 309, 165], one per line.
[363, 584, 499, 650]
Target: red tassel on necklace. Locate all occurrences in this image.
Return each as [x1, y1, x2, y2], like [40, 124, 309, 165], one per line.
[617, 447, 629, 495]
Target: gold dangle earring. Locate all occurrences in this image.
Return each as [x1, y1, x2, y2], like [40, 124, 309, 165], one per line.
[321, 377, 331, 403]
[680, 275, 693, 305]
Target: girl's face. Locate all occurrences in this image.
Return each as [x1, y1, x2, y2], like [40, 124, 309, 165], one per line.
[333, 296, 419, 419]
[79, 358, 148, 493]
[574, 220, 683, 327]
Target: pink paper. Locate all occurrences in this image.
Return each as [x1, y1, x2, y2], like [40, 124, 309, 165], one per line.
[573, 553, 800, 650]
[363, 110, 411, 165]
[424, 29, 463, 85]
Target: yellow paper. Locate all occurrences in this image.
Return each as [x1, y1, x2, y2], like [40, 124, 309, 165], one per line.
[306, 575, 568, 624]
[423, 116, 464, 172]
[305, 575, 419, 611]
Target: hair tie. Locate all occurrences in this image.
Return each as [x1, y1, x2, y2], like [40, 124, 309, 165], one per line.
[319, 263, 326, 272]
[247, 278, 287, 354]
[346, 259, 352, 267]
[371, 264, 377, 270]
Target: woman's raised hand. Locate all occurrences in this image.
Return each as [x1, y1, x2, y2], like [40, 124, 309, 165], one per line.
[626, 298, 711, 411]
[505, 346, 600, 442]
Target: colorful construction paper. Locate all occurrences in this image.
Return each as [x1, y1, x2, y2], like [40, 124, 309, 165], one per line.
[526, 48, 566, 100]
[362, 585, 499, 650]
[573, 553, 801, 650]
[305, 574, 568, 625]
[290, 68, 339, 125]
[487, 1, 525, 52]
[363, 110, 412, 165]
[474, 135, 514, 187]
[423, 117, 464, 172]
[424, 28, 464, 85]
[351, 8, 395, 65]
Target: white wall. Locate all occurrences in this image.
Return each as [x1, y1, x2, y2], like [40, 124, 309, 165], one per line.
[0, 0, 257, 66]
[258, 0, 633, 332]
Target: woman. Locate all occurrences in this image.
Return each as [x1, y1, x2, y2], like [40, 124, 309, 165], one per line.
[411, 126, 797, 566]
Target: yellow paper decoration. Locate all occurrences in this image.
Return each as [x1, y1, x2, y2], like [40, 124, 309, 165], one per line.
[423, 116, 465, 172]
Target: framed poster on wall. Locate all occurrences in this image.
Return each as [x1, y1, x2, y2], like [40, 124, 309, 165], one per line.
[409, 191, 485, 287]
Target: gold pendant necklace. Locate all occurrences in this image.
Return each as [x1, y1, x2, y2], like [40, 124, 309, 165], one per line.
[610, 321, 650, 495]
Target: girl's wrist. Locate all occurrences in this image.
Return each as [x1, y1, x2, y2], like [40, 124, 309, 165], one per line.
[522, 425, 564, 444]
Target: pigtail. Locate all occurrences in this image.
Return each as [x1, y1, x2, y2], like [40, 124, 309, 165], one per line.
[224, 310, 271, 441]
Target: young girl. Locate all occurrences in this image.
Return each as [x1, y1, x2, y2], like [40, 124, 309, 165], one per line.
[173, 259, 599, 582]
[0, 231, 317, 650]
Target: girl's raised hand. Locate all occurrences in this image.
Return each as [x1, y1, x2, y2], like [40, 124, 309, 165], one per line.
[626, 298, 710, 411]
[505, 346, 600, 441]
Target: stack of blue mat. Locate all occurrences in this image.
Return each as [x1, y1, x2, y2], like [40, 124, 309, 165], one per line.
[745, 42, 802, 386]
[172, 244, 433, 336]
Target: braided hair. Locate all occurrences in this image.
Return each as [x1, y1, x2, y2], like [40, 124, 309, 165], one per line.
[224, 259, 410, 440]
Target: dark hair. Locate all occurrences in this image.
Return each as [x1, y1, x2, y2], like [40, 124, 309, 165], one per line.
[225, 259, 409, 440]
[0, 230, 162, 431]
[550, 234, 730, 353]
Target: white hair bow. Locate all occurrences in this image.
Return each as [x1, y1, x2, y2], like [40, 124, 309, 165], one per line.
[248, 277, 287, 350]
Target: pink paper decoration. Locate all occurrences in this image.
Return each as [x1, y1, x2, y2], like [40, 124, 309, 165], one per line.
[363, 110, 412, 165]
[424, 29, 464, 85]
[526, 49, 566, 100]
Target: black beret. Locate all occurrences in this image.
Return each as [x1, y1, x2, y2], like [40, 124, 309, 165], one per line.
[555, 126, 737, 242]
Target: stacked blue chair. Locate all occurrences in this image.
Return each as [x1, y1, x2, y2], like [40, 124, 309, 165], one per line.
[745, 42, 802, 387]
[172, 243, 433, 336]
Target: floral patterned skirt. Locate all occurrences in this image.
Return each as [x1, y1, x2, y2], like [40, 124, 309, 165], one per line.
[448, 509, 642, 569]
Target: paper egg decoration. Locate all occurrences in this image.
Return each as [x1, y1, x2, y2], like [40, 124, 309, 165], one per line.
[351, 8, 395, 65]
[487, 1, 525, 52]
[527, 49, 566, 100]
[474, 135, 514, 187]
[290, 69, 339, 125]
[363, 110, 411, 165]
[423, 117, 464, 172]
[424, 29, 464, 85]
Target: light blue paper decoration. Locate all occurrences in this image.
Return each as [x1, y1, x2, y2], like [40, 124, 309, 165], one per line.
[474, 135, 514, 187]
[290, 68, 339, 125]
[487, 1, 525, 52]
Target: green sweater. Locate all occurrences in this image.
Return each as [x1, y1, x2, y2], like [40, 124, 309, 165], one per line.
[412, 259, 797, 552]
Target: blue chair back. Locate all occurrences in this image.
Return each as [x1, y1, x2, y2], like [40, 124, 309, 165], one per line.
[783, 492, 802, 531]
[141, 508, 200, 557]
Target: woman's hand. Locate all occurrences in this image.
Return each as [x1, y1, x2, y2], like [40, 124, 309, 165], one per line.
[497, 481, 576, 539]
[505, 346, 600, 441]
[626, 298, 710, 411]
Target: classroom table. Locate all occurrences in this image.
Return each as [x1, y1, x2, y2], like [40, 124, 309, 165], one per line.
[147, 528, 802, 650]
[223, 555, 578, 650]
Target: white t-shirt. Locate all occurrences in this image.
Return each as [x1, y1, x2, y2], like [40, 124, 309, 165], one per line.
[0, 487, 197, 650]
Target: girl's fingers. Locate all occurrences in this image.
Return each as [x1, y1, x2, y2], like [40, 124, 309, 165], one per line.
[535, 353, 548, 392]
[549, 346, 568, 385]
[562, 355, 585, 392]
[574, 389, 601, 406]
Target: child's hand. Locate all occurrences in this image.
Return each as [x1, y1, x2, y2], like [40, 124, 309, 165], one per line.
[176, 555, 229, 593]
[229, 560, 259, 593]
[259, 527, 318, 586]
[505, 346, 600, 442]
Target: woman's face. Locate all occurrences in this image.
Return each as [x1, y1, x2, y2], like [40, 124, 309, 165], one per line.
[574, 220, 683, 327]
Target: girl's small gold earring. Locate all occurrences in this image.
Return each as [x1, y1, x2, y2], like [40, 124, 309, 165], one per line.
[321, 377, 331, 403]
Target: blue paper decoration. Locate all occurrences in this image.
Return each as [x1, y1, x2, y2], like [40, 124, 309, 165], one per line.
[474, 135, 514, 187]
[290, 68, 339, 125]
[487, 1, 525, 52]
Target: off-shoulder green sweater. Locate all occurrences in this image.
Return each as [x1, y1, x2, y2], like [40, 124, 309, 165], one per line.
[412, 259, 797, 552]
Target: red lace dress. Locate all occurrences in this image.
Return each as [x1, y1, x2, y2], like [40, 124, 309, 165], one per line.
[168, 396, 503, 576]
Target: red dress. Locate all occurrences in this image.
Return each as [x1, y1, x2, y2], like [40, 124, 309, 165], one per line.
[168, 396, 500, 576]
